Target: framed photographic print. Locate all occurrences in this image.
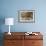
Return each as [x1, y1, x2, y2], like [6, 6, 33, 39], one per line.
[18, 10, 35, 23]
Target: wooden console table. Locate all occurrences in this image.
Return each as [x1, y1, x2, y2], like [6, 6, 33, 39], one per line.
[4, 32, 43, 46]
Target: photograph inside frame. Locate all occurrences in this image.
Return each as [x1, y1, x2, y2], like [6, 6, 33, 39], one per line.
[19, 10, 35, 23]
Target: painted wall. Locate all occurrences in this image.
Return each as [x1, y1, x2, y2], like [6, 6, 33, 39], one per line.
[0, 0, 46, 46]
[0, 0, 46, 32]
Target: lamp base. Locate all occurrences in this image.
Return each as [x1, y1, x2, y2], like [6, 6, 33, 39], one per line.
[8, 32, 11, 35]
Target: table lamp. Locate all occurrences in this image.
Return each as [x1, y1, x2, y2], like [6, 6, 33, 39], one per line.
[5, 18, 14, 35]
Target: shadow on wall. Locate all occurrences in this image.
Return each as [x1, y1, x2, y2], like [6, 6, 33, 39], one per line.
[0, 16, 5, 32]
[0, 16, 5, 46]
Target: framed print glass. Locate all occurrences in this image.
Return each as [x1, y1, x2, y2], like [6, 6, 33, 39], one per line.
[18, 10, 35, 23]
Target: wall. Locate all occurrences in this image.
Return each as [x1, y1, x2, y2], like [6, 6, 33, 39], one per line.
[0, 0, 46, 33]
[0, 0, 46, 46]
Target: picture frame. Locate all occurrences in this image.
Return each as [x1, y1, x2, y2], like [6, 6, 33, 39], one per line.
[18, 10, 35, 23]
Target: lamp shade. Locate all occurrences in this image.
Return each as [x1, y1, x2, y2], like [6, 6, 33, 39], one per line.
[5, 18, 14, 25]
